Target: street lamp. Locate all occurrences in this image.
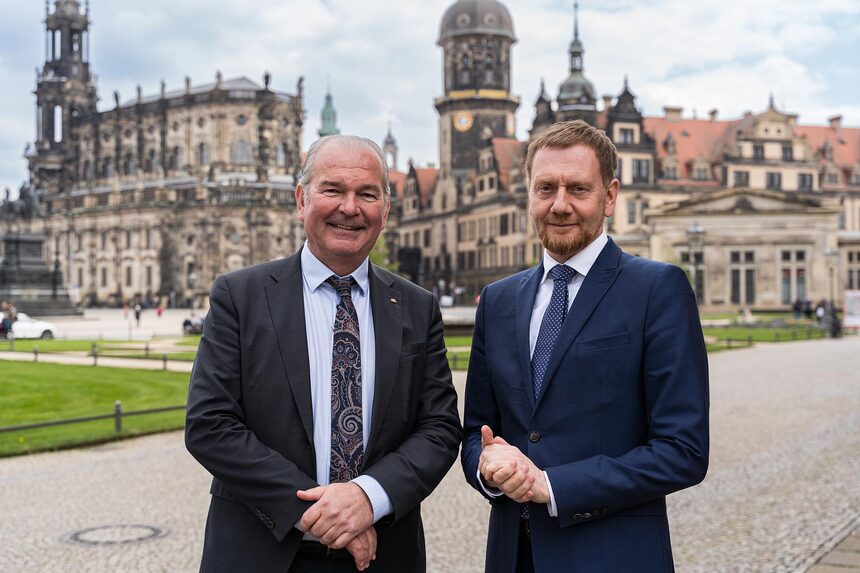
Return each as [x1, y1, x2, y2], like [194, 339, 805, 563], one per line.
[824, 247, 840, 337]
[686, 222, 706, 305]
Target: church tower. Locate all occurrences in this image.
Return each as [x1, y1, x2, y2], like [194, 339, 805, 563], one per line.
[436, 0, 519, 180]
[383, 124, 398, 171]
[556, 2, 597, 125]
[318, 83, 340, 137]
[29, 0, 98, 196]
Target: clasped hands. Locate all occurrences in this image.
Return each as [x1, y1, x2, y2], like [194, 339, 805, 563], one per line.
[297, 482, 377, 571]
[479, 425, 549, 504]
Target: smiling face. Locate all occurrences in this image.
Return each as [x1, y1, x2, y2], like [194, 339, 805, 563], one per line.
[528, 144, 618, 262]
[296, 140, 390, 276]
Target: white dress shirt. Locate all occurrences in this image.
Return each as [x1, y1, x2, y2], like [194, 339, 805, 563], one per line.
[299, 243, 392, 529]
[480, 232, 608, 517]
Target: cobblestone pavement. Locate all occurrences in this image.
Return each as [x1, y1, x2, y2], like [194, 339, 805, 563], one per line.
[807, 521, 860, 572]
[1, 336, 858, 572]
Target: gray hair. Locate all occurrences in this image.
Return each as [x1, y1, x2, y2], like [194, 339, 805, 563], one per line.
[299, 134, 390, 206]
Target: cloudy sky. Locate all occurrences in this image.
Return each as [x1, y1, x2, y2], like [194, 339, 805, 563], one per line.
[1, 0, 858, 196]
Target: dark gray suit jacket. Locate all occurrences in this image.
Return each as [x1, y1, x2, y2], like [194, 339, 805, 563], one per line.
[185, 251, 462, 572]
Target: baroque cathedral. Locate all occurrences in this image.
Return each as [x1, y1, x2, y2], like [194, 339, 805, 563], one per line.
[3, 0, 305, 307]
[390, 0, 860, 310]
[3, 0, 860, 311]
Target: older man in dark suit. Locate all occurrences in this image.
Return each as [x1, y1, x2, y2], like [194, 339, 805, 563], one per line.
[186, 134, 462, 572]
[461, 120, 709, 572]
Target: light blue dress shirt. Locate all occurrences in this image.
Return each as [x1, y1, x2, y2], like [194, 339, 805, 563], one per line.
[480, 232, 608, 517]
[299, 243, 393, 528]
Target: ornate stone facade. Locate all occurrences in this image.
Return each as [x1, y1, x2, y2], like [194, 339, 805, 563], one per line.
[4, 0, 305, 308]
[392, 0, 860, 310]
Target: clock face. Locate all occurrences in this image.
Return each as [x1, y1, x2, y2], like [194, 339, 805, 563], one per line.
[453, 111, 474, 132]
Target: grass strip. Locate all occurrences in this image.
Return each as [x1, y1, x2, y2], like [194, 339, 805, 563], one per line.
[0, 361, 189, 457]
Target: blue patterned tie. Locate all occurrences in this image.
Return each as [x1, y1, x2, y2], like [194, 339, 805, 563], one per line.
[531, 264, 577, 398]
[326, 275, 364, 483]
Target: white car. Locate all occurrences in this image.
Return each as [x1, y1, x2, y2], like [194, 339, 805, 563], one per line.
[11, 313, 57, 339]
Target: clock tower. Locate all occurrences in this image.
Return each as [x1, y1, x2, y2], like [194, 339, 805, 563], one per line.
[436, 0, 519, 180]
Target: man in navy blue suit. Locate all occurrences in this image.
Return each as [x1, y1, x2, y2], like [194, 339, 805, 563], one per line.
[461, 120, 709, 573]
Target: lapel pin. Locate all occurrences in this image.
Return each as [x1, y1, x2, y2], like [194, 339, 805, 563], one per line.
[390, 298, 398, 304]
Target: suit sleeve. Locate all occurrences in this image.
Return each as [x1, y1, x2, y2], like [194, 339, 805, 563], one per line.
[460, 287, 503, 500]
[362, 294, 463, 523]
[185, 274, 317, 542]
[545, 264, 710, 527]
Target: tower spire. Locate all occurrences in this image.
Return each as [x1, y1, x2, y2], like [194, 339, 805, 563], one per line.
[319, 80, 340, 137]
[568, 2, 584, 72]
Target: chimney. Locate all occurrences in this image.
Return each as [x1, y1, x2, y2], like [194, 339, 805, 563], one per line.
[708, 108, 718, 122]
[663, 106, 683, 121]
[602, 95, 613, 111]
[829, 114, 842, 131]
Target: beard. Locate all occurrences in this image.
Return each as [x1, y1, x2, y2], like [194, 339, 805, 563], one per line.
[536, 215, 604, 260]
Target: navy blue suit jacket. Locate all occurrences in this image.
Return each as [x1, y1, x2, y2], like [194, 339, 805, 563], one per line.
[461, 238, 709, 573]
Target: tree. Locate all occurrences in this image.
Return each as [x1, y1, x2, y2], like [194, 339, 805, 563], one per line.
[370, 234, 398, 272]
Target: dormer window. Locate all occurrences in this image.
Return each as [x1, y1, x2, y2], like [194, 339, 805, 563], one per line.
[619, 128, 634, 145]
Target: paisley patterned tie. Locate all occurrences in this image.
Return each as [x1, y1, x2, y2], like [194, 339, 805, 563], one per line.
[326, 275, 364, 483]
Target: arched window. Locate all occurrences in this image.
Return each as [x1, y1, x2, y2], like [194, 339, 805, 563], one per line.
[230, 140, 254, 165]
[123, 152, 136, 175]
[145, 149, 156, 173]
[276, 143, 287, 168]
[83, 160, 93, 181]
[102, 156, 114, 178]
[170, 146, 181, 171]
[198, 143, 209, 166]
[53, 105, 63, 143]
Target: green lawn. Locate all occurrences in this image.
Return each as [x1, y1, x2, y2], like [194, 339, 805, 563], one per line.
[447, 350, 471, 370]
[175, 335, 202, 347]
[703, 326, 826, 342]
[0, 361, 189, 457]
[444, 336, 473, 348]
[106, 351, 198, 361]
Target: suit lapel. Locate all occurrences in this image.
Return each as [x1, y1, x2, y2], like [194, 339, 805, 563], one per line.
[533, 239, 623, 410]
[515, 264, 544, 411]
[264, 251, 315, 446]
[365, 264, 402, 462]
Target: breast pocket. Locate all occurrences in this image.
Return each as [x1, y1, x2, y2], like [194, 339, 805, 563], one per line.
[577, 331, 631, 353]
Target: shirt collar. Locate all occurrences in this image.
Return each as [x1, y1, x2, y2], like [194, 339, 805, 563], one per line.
[540, 232, 608, 283]
[301, 241, 369, 296]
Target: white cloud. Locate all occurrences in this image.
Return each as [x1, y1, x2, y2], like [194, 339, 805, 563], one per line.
[0, 0, 858, 196]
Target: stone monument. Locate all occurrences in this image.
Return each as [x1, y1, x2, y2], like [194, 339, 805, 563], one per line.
[0, 233, 81, 316]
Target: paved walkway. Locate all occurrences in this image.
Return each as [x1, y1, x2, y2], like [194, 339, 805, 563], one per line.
[0, 336, 858, 572]
[0, 349, 194, 372]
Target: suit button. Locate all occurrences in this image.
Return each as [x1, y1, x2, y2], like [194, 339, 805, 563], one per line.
[573, 513, 583, 521]
[528, 431, 541, 443]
